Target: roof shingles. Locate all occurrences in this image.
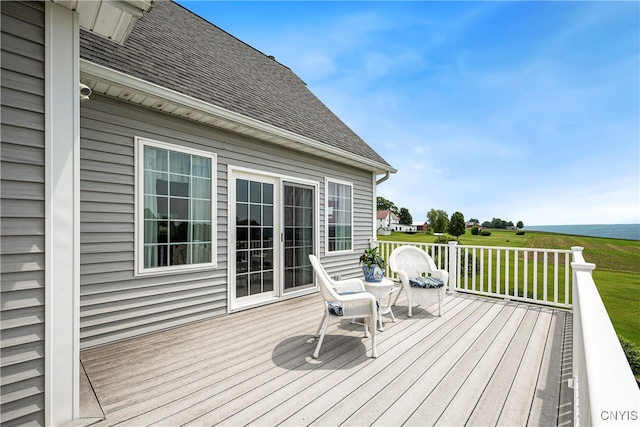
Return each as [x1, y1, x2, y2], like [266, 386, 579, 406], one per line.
[79, 0, 392, 169]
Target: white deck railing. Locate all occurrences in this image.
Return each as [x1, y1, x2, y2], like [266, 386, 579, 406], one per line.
[375, 241, 640, 426]
[376, 240, 572, 308]
[571, 247, 640, 426]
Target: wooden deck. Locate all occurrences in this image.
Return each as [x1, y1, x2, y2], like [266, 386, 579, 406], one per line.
[79, 292, 573, 426]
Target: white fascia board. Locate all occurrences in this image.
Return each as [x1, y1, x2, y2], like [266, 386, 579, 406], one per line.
[80, 59, 397, 175]
[113, 0, 154, 17]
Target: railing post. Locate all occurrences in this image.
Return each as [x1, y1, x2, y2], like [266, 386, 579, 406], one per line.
[570, 246, 595, 427]
[571, 260, 596, 427]
[570, 250, 640, 427]
[448, 241, 458, 293]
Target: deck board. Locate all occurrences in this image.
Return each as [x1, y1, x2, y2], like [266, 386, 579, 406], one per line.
[80, 292, 573, 426]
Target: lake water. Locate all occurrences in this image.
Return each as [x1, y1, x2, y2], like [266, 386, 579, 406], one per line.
[525, 224, 640, 241]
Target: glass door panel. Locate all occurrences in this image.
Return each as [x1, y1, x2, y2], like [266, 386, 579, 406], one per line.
[235, 177, 275, 299]
[283, 183, 314, 292]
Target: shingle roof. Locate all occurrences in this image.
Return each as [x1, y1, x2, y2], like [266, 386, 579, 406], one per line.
[377, 210, 398, 220]
[79, 0, 392, 170]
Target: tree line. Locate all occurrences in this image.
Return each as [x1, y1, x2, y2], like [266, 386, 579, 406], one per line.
[377, 197, 524, 238]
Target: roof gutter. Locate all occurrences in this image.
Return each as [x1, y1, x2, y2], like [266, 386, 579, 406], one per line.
[80, 60, 397, 175]
[376, 171, 391, 185]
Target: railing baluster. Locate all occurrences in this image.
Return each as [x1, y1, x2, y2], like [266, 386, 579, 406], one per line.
[565, 252, 570, 306]
[533, 251, 538, 301]
[543, 253, 548, 302]
[505, 249, 510, 297]
[496, 249, 501, 296]
[463, 247, 469, 290]
[488, 248, 493, 294]
[479, 248, 484, 293]
[524, 250, 528, 300]
[472, 247, 477, 291]
[554, 252, 559, 303]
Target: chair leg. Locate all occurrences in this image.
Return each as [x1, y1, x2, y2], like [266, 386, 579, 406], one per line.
[370, 317, 378, 358]
[313, 316, 329, 359]
[314, 313, 327, 337]
[391, 285, 403, 306]
[407, 293, 413, 317]
[386, 293, 396, 323]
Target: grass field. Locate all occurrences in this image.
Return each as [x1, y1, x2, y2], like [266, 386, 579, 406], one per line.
[378, 229, 640, 347]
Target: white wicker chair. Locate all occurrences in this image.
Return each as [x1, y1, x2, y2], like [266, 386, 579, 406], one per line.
[309, 255, 378, 358]
[389, 246, 449, 317]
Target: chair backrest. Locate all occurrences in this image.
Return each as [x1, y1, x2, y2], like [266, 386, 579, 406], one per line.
[389, 245, 438, 277]
[309, 254, 341, 302]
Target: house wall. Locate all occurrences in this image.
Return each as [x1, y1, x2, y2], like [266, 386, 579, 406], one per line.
[1, 1, 47, 425]
[79, 94, 375, 349]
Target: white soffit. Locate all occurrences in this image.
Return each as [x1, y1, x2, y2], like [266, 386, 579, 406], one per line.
[52, 0, 154, 45]
[80, 60, 396, 174]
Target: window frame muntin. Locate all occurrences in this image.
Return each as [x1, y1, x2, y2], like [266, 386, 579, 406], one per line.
[135, 136, 217, 276]
[324, 177, 354, 255]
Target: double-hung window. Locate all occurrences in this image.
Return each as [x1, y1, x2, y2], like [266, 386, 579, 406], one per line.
[136, 137, 216, 275]
[326, 178, 353, 252]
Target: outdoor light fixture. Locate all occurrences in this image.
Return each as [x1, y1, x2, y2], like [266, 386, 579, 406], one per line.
[79, 83, 92, 102]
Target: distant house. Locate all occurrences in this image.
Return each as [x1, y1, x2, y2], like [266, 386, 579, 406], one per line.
[375, 210, 420, 232]
[377, 209, 399, 229]
[393, 223, 417, 232]
[0, 1, 396, 424]
[413, 221, 428, 231]
[466, 221, 480, 229]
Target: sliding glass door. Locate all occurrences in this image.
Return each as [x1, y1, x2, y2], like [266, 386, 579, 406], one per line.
[283, 182, 314, 293]
[231, 171, 316, 309]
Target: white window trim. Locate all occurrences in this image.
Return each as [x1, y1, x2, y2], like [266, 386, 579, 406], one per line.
[324, 177, 354, 255]
[134, 136, 217, 276]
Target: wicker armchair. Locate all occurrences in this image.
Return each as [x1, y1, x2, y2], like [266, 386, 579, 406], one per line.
[389, 246, 449, 317]
[309, 255, 378, 358]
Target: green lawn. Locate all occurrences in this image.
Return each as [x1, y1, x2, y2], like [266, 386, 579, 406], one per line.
[378, 229, 640, 347]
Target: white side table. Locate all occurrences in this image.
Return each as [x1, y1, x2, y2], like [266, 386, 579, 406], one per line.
[364, 277, 398, 331]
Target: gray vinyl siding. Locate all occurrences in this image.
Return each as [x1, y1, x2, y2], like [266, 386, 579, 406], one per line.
[1, 2, 46, 426]
[79, 94, 375, 348]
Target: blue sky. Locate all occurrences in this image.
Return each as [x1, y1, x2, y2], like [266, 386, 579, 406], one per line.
[176, 1, 639, 226]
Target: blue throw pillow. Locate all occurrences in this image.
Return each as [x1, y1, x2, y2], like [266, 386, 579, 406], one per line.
[409, 276, 444, 289]
[328, 302, 344, 316]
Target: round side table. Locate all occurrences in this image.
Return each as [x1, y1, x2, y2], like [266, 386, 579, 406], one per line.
[363, 277, 398, 331]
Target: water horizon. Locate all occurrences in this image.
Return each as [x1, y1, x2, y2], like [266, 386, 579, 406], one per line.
[524, 223, 640, 241]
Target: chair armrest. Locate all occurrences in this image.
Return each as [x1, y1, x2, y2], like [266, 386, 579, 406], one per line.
[394, 269, 409, 284]
[339, 291, 378, 318]
[334, 278, 366, 294]
[431, 269, 449, 285]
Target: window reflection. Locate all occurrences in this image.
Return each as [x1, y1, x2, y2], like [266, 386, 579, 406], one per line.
[142, 145, 212, 269]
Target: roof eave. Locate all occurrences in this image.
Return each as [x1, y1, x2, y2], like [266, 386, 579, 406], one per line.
[80, 59, 396, 174]
[53, 0, 154, 45]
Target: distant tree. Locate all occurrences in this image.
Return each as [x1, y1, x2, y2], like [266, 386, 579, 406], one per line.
[448, 212, 466, 239]
[398, 207, 413, 225]
[427, 209, 449, 233]
[471, 226, 480, 235]
[481, 221, 491, 228]
[489, 218, 510, 229]
[469, 218, 479, 224]
[517, 221, 524, 229]
[377, 197, 398, 215]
